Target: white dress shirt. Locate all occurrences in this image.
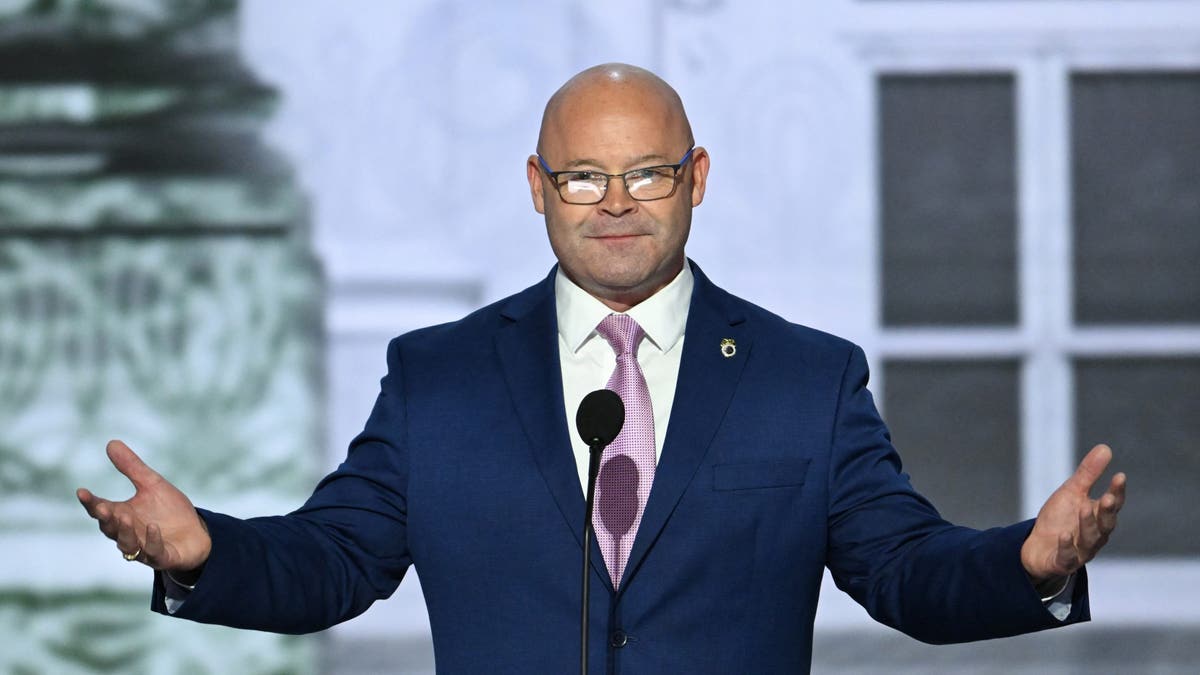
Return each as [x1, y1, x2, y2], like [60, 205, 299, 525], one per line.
[555, 262, 693, 493]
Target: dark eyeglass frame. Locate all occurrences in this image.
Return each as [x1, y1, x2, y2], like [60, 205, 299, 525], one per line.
[537, 147, 695, 204]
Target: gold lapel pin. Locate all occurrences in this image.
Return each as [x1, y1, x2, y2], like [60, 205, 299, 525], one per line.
[719, 338, 736, 358]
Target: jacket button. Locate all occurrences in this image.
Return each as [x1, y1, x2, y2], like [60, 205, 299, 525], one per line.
[609, 630, 629, 648]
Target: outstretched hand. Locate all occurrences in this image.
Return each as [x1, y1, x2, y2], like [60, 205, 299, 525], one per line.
[1021, 443, 1126, 592]
[77, 440, 211, 575]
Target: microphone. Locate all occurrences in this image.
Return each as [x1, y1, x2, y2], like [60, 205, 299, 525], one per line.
[575, 389, 624, 675]
[577, 389, 624, 447]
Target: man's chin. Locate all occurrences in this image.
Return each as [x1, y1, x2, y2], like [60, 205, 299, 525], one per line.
[583, 268, 678, 307]
[587, 266, 654, 292]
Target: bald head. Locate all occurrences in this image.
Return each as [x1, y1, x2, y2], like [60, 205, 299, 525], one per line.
[537, 63, 694, 156]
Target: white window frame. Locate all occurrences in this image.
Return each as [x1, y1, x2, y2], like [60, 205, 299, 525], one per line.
[814, 27, 1200, 630]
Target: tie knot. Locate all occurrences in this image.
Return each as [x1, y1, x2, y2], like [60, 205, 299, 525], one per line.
[596, 313, 645, 358]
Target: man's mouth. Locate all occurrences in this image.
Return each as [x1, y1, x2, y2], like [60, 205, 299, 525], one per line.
[588, 233, 648, 240]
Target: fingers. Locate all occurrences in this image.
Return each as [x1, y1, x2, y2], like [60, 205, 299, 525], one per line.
[115, 513, 143, 561]
[80, 491, 144, 556]
[1065, 443, 1113, 493]
[1096, 472, 1126, 534]
[82, 442, 173, 568]
[76, 487, 109, 520]
[142, 523, 169, 569]
[77, 488, 123, 540]
[1109, 471, 1127, 506]
[1077, 500, 1104, 557]
[106, 439, 163, 492]
[1052, 531, 1080, 573]
[1050, 503, 1104, 576]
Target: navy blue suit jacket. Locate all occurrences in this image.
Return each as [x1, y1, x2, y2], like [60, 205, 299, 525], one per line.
[153, 262, 1088, 673]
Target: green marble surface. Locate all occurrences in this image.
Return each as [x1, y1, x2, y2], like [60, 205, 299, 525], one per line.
[0, 177, 302, 228]
[0, 0, 237, 43]
[0, 589, 315, 674]
[0, 236, 322, 529]
[0, 84, 276, 125]
[0, 1, 322, 672]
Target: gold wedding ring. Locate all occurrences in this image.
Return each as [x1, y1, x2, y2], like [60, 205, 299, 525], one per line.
[123, 548, 141, 562]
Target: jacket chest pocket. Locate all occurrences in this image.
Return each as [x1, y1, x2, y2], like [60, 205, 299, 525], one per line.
[712, 458, 811, 492]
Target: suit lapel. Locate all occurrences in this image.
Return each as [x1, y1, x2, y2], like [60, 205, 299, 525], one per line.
[620, 264, 751, 591]
[495, 270, 615, 591]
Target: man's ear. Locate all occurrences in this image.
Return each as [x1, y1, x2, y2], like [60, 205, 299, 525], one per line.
[689, 146, 710, 207]
[527, 155, 546, 214]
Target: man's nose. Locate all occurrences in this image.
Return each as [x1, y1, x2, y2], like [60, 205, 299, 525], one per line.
[599, 175, 637, 217]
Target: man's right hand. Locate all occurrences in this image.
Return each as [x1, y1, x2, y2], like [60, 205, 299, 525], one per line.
[77, 440, 212, 578]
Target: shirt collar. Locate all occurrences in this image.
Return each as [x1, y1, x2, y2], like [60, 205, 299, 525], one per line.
[555, 262, 693, 355]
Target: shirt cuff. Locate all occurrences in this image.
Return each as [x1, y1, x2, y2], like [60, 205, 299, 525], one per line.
[1041, 573, 1076, 621]
[162, 571, 196, 614]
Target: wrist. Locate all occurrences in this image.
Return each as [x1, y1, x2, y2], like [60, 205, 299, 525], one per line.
[1032, 573, 1071, 600]
[166, 563, 205, 588]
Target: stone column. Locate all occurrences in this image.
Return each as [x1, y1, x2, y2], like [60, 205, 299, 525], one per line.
[0, 1, 321, 672]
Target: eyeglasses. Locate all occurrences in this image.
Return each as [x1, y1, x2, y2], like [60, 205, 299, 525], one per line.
[537, 147, 695, 205]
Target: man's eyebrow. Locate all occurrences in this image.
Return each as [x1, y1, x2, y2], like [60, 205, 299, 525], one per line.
[561, 157, 604, 170]
[560, 153, 673, 171]
[627, 153, 672, 166]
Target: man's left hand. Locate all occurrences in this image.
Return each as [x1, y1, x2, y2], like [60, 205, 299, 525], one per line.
[1021, 443, 1126, 593]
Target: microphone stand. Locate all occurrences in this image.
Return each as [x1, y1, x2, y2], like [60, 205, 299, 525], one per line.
[575, 388, 622, 675]
[581, 440, 604, 675]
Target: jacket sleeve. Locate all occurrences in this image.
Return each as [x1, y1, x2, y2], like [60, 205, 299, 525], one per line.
[824, 345, 1089, 644]
[151, 337, 413, 634]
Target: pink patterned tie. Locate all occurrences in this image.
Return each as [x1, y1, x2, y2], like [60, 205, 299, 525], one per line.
[593, 314, 655, 589]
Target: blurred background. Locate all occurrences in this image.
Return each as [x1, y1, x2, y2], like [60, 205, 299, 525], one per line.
[0, 0, 1197, 672]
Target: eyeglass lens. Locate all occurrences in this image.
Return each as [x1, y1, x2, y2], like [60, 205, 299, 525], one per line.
[559, 166, 678, 204]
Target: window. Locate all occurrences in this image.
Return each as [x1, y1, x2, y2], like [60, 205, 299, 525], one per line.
[880, 74, 1018, 327]
[876, 67, 1200, 562]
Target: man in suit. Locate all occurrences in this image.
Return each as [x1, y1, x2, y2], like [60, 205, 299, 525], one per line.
[78, 63, 1126, 673]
